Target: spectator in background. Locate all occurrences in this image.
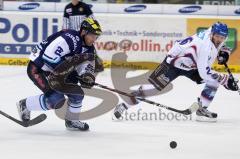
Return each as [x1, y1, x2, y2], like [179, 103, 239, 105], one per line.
[63, 0, 94, 30]
[63, 0, 104, 72]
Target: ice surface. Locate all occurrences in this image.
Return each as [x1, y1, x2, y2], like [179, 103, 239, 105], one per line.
[0, 65, 239, 159]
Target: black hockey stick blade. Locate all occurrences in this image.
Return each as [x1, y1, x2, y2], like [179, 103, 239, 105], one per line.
[0, 110, 47, 127]
[25, 114, 47, 127]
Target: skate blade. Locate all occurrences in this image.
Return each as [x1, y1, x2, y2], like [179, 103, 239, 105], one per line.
[66, 127, 90, 131]
[196, 116, 217, 122]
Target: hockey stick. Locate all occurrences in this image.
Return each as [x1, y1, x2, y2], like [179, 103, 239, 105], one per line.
[94, 83, 199, 115]
[0, 110, 47, 127]
[224, 63, 240, 94]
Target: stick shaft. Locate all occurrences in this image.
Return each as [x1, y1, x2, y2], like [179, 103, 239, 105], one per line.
[94, 82, 192, 115]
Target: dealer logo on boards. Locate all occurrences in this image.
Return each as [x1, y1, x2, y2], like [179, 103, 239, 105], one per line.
[124, 5, 147, 13]
[0, 17, 59, 54]
[18, 3, 40, 10]
[178, 5, 202, 13]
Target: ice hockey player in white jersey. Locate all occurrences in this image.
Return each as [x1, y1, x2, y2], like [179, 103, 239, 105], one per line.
[114, 22, 239, 122]
[17, 18, 102, 131]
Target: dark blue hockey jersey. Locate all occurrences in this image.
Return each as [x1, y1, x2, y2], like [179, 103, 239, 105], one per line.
[30, 30, 95, 72]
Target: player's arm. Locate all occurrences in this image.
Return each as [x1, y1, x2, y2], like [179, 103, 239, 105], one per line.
[197, 46, 238, 91]
[197, 44, 227, 83]
[75, 56, 95, 89]
[63, 6, 70, 30]
[42, 37, 70, 70]
[47, 53, 94, 94]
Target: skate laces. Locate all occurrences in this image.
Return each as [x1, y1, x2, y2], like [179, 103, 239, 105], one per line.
[72, 121, 86, 128]
[117, 104, 126, 113]
[199, 107, 213, 115]
[202, 108, 211, 114]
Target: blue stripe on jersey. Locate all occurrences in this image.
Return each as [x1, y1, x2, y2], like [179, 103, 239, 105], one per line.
[39, 94, 48, 111]
[42, 54, 61, 64]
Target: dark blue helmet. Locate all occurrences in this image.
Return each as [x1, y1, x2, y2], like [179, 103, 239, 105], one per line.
[211, 22, 228, 37]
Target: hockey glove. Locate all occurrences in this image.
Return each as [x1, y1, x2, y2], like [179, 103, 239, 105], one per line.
[224, 76, 239, 91]
[213, 73, 239, 91]
[217, 46, 231, 65]
[78, 73, 95, 89]
[217, 74, 239, 91]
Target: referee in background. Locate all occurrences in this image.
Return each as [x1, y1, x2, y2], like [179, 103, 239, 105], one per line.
[63, 0, 104, 72]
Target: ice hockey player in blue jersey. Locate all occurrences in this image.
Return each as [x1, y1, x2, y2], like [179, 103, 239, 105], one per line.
[17, 18, 102, 131]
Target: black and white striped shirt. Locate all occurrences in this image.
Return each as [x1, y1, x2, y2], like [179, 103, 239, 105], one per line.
[63, 1, 94, 31]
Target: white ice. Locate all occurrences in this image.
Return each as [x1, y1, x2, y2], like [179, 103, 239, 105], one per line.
[0, 65, 239, 159]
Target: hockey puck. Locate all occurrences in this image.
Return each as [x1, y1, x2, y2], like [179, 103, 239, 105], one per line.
[170, 141, 177, 149]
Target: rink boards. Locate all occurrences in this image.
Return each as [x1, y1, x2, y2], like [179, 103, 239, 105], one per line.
[0, 12, 240, 72]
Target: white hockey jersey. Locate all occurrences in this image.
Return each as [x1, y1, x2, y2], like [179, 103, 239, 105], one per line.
[166, 28, 225, 83]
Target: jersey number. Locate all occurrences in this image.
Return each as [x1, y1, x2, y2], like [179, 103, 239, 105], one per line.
[179, 37, 193, 45]
[206, 66, 212, 75]
[55, 46, 63, 56]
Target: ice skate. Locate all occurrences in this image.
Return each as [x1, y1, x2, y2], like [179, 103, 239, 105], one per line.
[17, 99, 31, 122]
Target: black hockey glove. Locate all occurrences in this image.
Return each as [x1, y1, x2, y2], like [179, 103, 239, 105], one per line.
[217, 46, 231, 65]
[78, 73, 95, 89]
[224, 76, 239, 91]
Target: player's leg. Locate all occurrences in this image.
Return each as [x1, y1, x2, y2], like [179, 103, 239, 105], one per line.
[130, 60, 178, 104]
[18, 92, 66, 122]
[114, 60, 179, 119]
[184, 70, 219, 122]
[148, 60, 177, 91]
[65, 94, 89, 131]
[24, 92, 65, 110]
[196, 81, 219, 122]
[64, 71, 89, 131]
[17, 61, 66, 121]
